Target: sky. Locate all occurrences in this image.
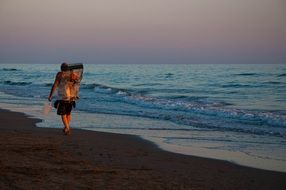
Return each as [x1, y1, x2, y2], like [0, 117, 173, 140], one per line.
[0, 0, 285, 64]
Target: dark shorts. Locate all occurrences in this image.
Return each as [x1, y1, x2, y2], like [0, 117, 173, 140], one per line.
[54, 100, 76, 115]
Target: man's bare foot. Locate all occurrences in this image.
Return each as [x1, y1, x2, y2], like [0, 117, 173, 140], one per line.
[63, 128, 70, 135]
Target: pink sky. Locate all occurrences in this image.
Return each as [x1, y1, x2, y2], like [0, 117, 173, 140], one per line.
[0, 0, 285, 64]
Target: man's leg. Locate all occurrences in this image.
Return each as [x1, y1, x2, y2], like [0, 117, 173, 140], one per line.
[61, 114, 70, 134]
[67, 113, 71, 126]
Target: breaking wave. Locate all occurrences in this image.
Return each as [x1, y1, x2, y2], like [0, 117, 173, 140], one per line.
[1, 68, 19, 71]
[3, 80, 32, 86]
[278, 73, 286, 77]
[79, 82, 286, 137]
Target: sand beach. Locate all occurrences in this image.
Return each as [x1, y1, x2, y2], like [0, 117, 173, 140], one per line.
[0, 108, 285, 190]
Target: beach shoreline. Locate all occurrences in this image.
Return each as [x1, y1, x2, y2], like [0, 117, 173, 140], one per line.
[1, 108, 286, 190]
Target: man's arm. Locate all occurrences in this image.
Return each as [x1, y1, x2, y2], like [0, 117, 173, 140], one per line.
[48, 72, 61, 101]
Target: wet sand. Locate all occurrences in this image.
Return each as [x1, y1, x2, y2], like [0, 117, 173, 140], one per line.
[0, 108, 285, 190]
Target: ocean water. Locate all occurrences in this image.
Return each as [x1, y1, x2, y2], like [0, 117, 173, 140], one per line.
[0, 63, 286, 172]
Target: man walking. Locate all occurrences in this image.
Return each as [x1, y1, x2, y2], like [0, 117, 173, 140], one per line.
[48, 62, 83, 135]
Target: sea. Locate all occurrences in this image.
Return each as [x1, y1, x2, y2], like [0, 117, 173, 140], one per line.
[0, 63, 286, 172]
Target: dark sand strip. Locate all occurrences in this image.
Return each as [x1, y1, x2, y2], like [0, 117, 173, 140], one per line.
[0, 108, 285, 190]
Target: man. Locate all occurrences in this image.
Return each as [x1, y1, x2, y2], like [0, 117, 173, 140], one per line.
[48, 62, 79, 135]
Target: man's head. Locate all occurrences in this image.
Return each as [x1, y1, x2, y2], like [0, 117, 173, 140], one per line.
[61, 62, 68, 71]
